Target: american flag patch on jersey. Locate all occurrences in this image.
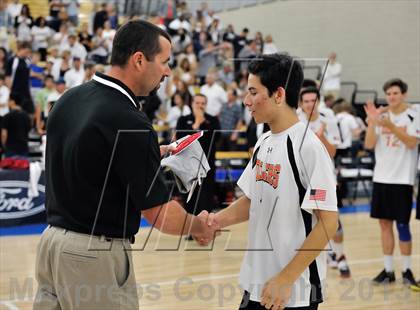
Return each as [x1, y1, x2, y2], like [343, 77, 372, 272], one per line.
[310, 189, 327, 201]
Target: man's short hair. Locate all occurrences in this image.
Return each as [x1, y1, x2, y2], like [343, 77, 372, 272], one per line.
[383, 78, 408, 94]
[302, 79, 317, 88]
[18, 42, 31, 50]
[193, 93, 207, 103]
[110, 20, 171, 67]
[247, 53, 304, 109]
[300, 87, 320, 101]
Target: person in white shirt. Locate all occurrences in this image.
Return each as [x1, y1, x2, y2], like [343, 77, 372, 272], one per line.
[166, 91, 191, 129]
[298, 87, 352, 279]
[60, 33, 87, 61]
[31, 17, 53, 61]
[262, 34, 278, 55]
[6, 0, 22, 21]
[197, 54, 338, 310]
[200, 70, 227, 117]
[364, 78, 419, 286]
[334, 99, 362, 156]
[64, 57, 85, 88]
[322, 52, 342, 99]
[0, 74, 10, 116]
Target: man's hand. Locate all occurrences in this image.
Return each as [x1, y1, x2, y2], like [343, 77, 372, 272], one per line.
[192, 211, 220, 245]
[315, 122, 326, 139]
[160, 144, 175, 157]
[260, 274, 294, 310]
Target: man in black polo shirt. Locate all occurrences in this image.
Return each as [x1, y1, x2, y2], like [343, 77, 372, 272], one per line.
[33, 20, 219, 310]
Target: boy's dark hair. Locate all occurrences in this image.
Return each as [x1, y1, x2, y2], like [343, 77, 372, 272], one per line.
[300, 87, 320, 101]
[382, 78, 408, 94]
[194, 93, 207, 103]
[247, 53, 304, 108]
[110, 20, 171, 67]
[302, 79, 317, 88]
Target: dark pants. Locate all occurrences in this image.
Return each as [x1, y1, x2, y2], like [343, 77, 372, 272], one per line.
[185, 169, 216, 215]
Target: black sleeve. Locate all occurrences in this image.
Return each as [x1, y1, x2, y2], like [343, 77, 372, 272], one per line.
[2, 113, 10, 130]
[113, 120, 170, 211]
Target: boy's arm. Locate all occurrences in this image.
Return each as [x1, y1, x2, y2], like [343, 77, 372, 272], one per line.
[260, 209, 338, 309]
[207, 195, 251, 229]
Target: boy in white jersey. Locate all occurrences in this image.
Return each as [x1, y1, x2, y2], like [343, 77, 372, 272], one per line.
[197, 54, 338, 309]
[364, 78, 419, 286]
[298, 87, 351, 278]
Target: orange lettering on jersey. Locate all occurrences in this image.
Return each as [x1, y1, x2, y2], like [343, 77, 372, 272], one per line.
[255, 161, 281, 189]
[384, 126, 407, 148]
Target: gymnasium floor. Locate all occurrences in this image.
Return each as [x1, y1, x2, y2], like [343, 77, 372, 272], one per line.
[1, 205, 419, 310]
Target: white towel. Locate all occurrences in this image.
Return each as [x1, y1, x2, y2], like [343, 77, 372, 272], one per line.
[161, 133, 210, 202]
[28, 161, 42, 198]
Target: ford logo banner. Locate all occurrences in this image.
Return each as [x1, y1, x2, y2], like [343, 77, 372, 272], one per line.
[0, 170, 46, 227]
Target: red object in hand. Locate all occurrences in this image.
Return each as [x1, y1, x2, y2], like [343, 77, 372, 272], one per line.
[171, 131, 203, 155]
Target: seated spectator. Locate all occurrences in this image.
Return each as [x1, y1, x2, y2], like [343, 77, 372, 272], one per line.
[78, 22, 92, 52]
[167, 91, 191, 129]
[52, 49, 71, 80]
[90, 27, 109, 64]
[262, 34, 278, 54]
[197, 39, 228, 84]
[218, 61, 234, 86]
[64, 56, 84, 88]
[218, 89, 243, 151]
[60, 32, 87, 61]
[1, 93, 31, 158]
[178, 57, 194, 85]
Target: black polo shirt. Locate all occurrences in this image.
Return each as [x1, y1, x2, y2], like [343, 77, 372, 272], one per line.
[45, 72, 170, 238]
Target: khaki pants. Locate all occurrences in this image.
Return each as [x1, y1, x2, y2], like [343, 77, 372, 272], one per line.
[33, 226, 139, 310]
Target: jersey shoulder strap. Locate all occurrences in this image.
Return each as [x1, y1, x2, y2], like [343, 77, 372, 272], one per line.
[286, 135, 306, 205]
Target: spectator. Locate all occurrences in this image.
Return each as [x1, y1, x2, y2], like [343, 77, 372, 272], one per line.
[90, 27, 109, 64]
[64, 56, 84, 88]
[83, 62, 95, 82]
[6, 0, 22, 21]
[172, 27, 191, 56]
[5, 42, 34, 115]
[262, 34, 278, 54]
[107, 3, 118, 29]
[167, 91, 191, 129]
[1, 93, 31, 158]
[177, 43, 197, 73]
[200, 70, 227, 117]
[29, 51, 45, 98]
[0, 47, 8, 75]
[78, 22, 92, 52]
[322, 52, 342, 98]
[93, 3, 108, 33]
[218, 61, 234, 86]
[207, 17, 222, 44]
[197, 39, 228, 84]
[0, 74, 10, 117]
[218, 88, 243, 151]
[238, 39, 258, 72]
[46, 78, 66, 110]
[52, 23, 68, 47]
[34, 75, 55, 134]
[222, 24, 236, 44]
[102, 20, 116, 44]
[63, 0, 80, 27]
[178, 57, 194, 85]
[232, 27, 248, 73]
[254, 31, 264, 54]
[60, 33, 87, 61]
[333, 99, 361, 157]
[14, 4, 33, 43]
[0, 1, 13, 51]
[52, 49, 71, 80]
[31, 17, 53, 61]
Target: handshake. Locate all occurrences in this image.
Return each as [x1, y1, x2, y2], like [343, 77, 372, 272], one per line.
[191, 210, 221, 246]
